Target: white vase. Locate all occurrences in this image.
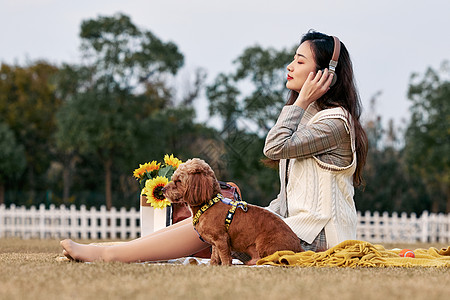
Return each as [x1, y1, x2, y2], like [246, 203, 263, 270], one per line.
[140, 195, 169, 237]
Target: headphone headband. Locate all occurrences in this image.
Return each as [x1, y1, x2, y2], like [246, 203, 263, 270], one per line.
[329, 36, 340, 86]
[331, 36, 340, 62]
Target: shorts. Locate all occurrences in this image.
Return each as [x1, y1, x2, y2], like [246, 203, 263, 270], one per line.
[300, 228, 327, 252]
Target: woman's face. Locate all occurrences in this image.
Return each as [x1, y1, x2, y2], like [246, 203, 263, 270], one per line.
[286, 41, 318, 92]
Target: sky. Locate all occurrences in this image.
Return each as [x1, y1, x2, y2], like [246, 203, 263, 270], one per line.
[1, 0, 449, 129]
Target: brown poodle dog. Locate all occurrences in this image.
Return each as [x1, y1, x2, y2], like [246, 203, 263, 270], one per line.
[163, 158, 303, 265]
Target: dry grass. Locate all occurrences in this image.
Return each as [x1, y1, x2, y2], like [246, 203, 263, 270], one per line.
[1, 239, 449, 300]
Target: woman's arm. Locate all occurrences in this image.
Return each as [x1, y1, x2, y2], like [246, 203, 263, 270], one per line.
[263, 105, 349, 160]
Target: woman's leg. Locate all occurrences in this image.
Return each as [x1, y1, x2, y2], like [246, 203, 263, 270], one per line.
[60, 217, 210, 262]
[133, 217, 194, 240]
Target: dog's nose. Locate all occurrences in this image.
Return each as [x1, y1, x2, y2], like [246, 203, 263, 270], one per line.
[161, 187, 166, 192]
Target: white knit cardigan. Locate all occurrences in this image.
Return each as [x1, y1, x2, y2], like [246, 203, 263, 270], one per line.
[271, 107, 357, 248]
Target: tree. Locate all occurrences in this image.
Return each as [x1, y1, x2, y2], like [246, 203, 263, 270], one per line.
[55, 13, 185, 209]
[0, 122, 26, 204]
[206, 45, 294, 206]
[354, 92, 433, 214]
[79, 13, 183, 93]
[0, 62, 60, 202]
[207, 45, 293, 134]
[404, 61, 450, 212]
[52, 63, 94, 204]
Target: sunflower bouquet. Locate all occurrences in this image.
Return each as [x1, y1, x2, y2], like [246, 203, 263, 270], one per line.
[133, 154, 183, 209]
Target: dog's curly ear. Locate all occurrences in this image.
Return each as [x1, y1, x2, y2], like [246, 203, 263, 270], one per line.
[184, 172, 214, 206]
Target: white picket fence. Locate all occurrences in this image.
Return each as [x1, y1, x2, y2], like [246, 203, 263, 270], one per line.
[357, 210, 450, 243]
[0, 204, 449, 243]
[0, 204, 140, 240]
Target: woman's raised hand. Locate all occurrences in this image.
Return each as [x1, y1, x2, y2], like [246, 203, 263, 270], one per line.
[294, 69, 334, 110]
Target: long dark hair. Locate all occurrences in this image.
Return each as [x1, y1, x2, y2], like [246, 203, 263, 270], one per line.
[287, 31, 368, 187]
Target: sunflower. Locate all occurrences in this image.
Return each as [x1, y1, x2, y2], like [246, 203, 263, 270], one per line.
[164, 154, 183, 169]
[133, 161, 160, 179]
[142, 176, 171, 209]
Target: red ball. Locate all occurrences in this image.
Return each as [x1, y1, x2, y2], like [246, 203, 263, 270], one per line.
[399, 249, 415, 258]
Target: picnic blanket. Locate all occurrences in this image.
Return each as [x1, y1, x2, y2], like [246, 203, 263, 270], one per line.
[257, 240, 450, 267]
[56, 255, 246, 265]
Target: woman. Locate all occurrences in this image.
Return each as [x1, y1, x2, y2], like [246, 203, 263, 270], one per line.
[60, 30, 367, 262]
[263, 31, 367, 252]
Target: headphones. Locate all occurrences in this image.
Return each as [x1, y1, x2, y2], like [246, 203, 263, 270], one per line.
[328, 36, 341, 86]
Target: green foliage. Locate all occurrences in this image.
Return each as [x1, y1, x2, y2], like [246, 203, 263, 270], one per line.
[0, 122, 27, 204]
[206, 73, 241, 128]
[51, 63, 94, 101]
[55, 91, 137, 158]
[1, 13, 448, 214]
[355, 93, 431, 213]
[355, 64, 450, 214]
[79, 13, 184, 92]
[205, 45, 294, 205]
[157, 165, 175, 181]
[404, 61, 450, 212]
[355, 145, 431, 214]
[221, 129, 279, 206]
[234, 46, 293, 132]
[0, 122, 26, 182]
[53, 13, 187, 209]
[207, 44, 294, 134]
[0, 62, 60, 191]
[0, 13, 202, 208]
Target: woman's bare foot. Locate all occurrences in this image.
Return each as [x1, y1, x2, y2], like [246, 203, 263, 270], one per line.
[62, 249, 74, 260]
[60, 239, 106, 262]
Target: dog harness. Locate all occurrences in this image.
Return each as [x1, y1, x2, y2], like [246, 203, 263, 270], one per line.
[192, 193, 248, 231]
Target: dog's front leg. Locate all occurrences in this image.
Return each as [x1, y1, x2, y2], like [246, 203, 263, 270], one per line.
[213, 236, 232, 266]
[210, 246, 220, 265]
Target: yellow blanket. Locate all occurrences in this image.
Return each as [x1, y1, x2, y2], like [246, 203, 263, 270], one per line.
[257, 240, 450, 267]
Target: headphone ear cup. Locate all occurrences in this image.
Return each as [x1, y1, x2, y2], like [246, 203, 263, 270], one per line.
[329, 36, 340, 87]
[330, 71, 337, 86]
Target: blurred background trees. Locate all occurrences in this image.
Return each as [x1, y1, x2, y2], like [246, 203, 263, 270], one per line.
[54, 13, 187, 209]
[404, 62, 450, 212]
[355, 62, 449, 213]
[205, 45, 293, 206]
[0, 13, 448, 213]
[0, 122, 26, 204]
[0, 62, 60, 205]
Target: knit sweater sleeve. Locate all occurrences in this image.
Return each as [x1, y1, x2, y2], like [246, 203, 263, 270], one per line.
[263, 105, 349, 160]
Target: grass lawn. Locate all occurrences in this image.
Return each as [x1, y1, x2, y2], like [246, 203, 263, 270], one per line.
[1, 239, 449, 300]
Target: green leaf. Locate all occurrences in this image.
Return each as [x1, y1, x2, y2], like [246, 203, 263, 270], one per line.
[158, 165, 175, 181]
[139, 178, 147, 190]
